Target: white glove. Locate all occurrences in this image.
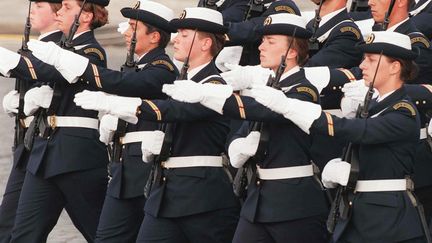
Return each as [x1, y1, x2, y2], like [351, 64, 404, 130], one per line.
[428, 118, 432, 137]
[304, 66, 330, 94]
[215, 46, 243, 72]
[341, 79, 370, 101]
[99, 114, 118, 145]
[28, 40, 89, 83]
[141, 130, 165, 163]
[221, 64, 272, 91]
[0, 47, 21, 77]
[248, 85, 322, 133]
[23, 85, 54, 116]
[340, 97, 360, 119]
[2, 90, 20, 116]
[228, 131, 260, 168]
[74, 90, 142, 124]
[321, 158, 351, 188]
[162, 80, 233, 114]
[117, 21, 129, 35]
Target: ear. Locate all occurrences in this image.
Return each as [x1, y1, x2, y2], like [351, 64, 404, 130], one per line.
[201, 37, 212, 52]
[286, 48, 298, 60]
[80, 11, 93, 26]
[389, 60, 401, 76]
[150, 31, 161, 44]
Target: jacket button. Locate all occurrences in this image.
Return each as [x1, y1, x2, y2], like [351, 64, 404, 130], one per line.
[163, 177, 166, 182]
[256, 180, 260, 186]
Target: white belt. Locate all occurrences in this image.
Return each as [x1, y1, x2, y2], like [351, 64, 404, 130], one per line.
[257, 164, 314, 180]
[161, 156, 223, 168]
[20, 116, 34, 128]
[324, 109, 343, 118]
[121, 131, 155, 144]
[47, 116, 99, 130]
[355, 179, 407, 192]
[420, 128, 427, 140]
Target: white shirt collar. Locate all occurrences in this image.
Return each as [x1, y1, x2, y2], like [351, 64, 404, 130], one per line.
[377, 90, 396, 102]
[386, 18, 409, 32]
[319, 8, 346, 28]
[73, 30, 91, 40]
[278, 65, 300, 82]
[187, 61, 211, 79]
[38, 30, 61, 40]
[137, 52, 148, 63]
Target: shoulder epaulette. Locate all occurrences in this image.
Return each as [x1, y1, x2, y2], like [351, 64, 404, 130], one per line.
[409, 32, 430, 48]
[151, 59, 175, 72]
[393, 101, 416, 116]
[296, 86, 318, 102]
[339, 26, 361, 40]
[84, 47, 105, 61]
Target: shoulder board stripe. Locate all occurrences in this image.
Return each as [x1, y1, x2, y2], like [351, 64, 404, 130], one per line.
[421, 84, 432, 93]
[340, 26, 361, 40]
[84, 48, 105, 61]
[296, 86, 318, 102]
[393, 102, 416, 116]
[151, 60, 175, 72]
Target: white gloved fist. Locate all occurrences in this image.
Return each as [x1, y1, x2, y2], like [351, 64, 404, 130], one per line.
[321, 158, 351, 188]
[23, 85, 54, 116]
[341, 79, 369, 101]
[215, 46, 243, 72]
[228, 131, 260, 168]
[99, 114, 119, 145]
[74, 90, 142, 124]
[162, 80, 233, 114]
[0, 47, 21, 77]
[141, 130, 165, 163]
[340, 97, 360, 119]
[248, 85, 322, 133]
[221, 64, 272, 91]
[28, 40, 89, 83]
[117, 21, 129, 35]
[2, 90, 20, 116]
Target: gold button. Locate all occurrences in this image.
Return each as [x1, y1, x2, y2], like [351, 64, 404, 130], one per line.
[333, 87, 337, 90]
[122, 145, 126, 149]
[256, 180, 260, 186]
[423, 101, 426, 104]
[416, 101, 420, 105]
[119, 157, 123, 162]
[163, 177, 166, 182]
[349, 201, 352, 206]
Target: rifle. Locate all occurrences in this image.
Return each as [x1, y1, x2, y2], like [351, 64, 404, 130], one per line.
[24, 0, 88, 151]
[110, 18, 139, 163]
[326, 52, 382, 233]
[14, 2, 32, 149]
[244, 0, 271, 21]
[382, 0, 396, 31]
[144, 30, 198, 198]
[233, 30, 296, 199]
[200, 0, 220, 10]
[308, 0, 323, 52]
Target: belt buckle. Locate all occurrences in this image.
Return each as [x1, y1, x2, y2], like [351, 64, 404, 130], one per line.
[49, 115, 57, 129]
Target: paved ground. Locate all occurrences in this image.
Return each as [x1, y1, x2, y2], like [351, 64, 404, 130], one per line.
[0, 1, 314, 242]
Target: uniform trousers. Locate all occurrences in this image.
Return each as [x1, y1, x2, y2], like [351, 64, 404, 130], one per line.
[136, 207, 240, 243]
[95, 195, 145, 243]
[10, 168, 108, 243]
[232, 214, 329, 243]
[0, 165, 26, 243]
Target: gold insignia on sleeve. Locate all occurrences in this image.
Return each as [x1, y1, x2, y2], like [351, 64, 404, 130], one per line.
[133, 1, 140, 9]
[179, 10, 187, 19]
[337, 68, 356, 82]
[274, 6, 295, 14]
[393, 102, 416, 116]
[207, 80, 223, 84]
[264, 17, 272, 26]
[91, 64, 102, 88]
[296, 86, 318, 102]
[84, 48, 105, 61]
[233, 93, 246, 119]
[411, 36, 431, 48]
[365, 33, 375, 44]
[324, 112, 334, 136]
[340, 26, 361, 40]
[22, 56, 38, 80]
[151, 60, 175, 72]
[143, 99, 162, 121]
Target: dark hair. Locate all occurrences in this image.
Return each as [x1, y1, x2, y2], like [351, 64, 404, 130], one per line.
[49, 3, 62, 13]
[79, 1, 109, 30]
[287, 36, 309, 66]
[388, 57, 418, 82]
[143, 23, 170, 48]
[197, 31, 226, 57]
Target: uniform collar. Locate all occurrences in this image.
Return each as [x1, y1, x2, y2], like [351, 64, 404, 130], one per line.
[188, 61, 211, 80]
[279, 65, 300, 82]
[38, 30, 61, 40]
[386, 18, 409, 32]
[137, 47, 166, 65]
[368, 86, 407, 117]
[319, 8, 346, 28]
